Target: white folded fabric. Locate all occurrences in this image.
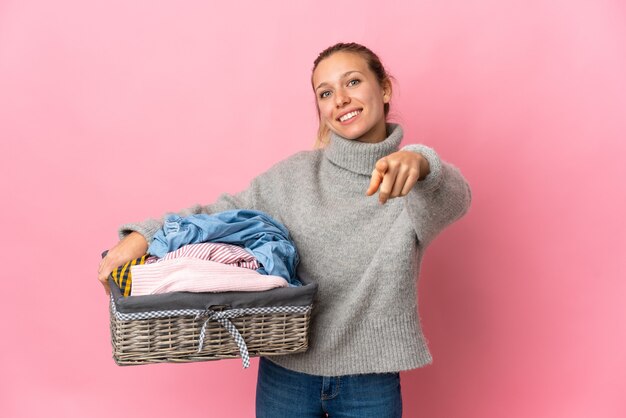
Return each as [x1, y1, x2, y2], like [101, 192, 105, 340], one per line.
[130, 256, 288, 296]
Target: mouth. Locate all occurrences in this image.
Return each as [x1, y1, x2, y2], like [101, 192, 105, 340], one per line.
[337, 109, 363, 123]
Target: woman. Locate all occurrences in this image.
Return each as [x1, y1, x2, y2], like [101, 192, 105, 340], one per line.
[98, 42, 471, 417]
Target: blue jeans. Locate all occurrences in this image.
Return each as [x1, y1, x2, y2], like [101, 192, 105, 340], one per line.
[256, 357, 403, 418]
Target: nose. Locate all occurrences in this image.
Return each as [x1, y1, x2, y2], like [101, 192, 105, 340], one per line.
[334, 88, 350, 107]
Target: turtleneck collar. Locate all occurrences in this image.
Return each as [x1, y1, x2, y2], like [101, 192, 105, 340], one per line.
[324, 123, 404, 176]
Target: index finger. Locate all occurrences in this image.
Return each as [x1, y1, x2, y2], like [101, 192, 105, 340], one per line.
[366, 168, 384, 196]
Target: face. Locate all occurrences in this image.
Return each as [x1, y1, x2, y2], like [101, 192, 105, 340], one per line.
[313, 52, 391, 143]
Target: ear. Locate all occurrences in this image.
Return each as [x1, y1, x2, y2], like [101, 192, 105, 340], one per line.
[382, 78, 392, 103]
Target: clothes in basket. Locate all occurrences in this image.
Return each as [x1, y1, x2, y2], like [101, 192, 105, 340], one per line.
[149, 209, 301, 286]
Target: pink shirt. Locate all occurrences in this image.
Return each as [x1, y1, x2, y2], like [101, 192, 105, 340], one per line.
[130, 257, 288, 296]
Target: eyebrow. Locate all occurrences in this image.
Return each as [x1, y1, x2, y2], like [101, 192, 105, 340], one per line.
[315, 71, 363, 91]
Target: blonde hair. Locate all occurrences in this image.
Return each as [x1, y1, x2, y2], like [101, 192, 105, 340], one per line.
[311, 42, 394, 148]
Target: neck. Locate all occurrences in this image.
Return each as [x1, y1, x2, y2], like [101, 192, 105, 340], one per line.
[324, 123, 404, 176]
[353, 120, 390, 144]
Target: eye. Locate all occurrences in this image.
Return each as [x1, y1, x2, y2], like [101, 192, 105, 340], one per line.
[348, 78, 361, 87]
[319, 90, 331, 99]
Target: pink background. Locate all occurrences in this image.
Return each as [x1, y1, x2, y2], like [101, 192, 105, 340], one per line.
[1, 0, 625, 417]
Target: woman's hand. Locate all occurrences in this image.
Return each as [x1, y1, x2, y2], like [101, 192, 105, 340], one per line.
[98, 231, 149, 296]
[366, 151, 430, 204]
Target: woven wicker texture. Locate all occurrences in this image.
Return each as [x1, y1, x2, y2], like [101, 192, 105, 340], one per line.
[110, 304, 312, 365]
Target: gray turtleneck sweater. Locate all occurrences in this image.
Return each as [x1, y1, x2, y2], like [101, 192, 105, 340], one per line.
[119, 123, 471, 376]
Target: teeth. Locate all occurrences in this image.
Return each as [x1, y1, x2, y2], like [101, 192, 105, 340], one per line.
[339, 110, 361, 122]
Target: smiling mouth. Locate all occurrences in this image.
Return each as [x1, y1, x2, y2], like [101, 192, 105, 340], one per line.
[337, 109, 362, 122]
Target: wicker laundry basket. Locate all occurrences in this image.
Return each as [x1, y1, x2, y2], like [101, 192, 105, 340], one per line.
[108, 273, 317, 368]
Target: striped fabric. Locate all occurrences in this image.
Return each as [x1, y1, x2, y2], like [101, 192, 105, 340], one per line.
[111, 255, 149, 297]
[149, 242, 259, 270]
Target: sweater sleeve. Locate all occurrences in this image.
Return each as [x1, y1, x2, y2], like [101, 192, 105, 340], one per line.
[400, 144, 472, 247]
[118, 170, 270, 242]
